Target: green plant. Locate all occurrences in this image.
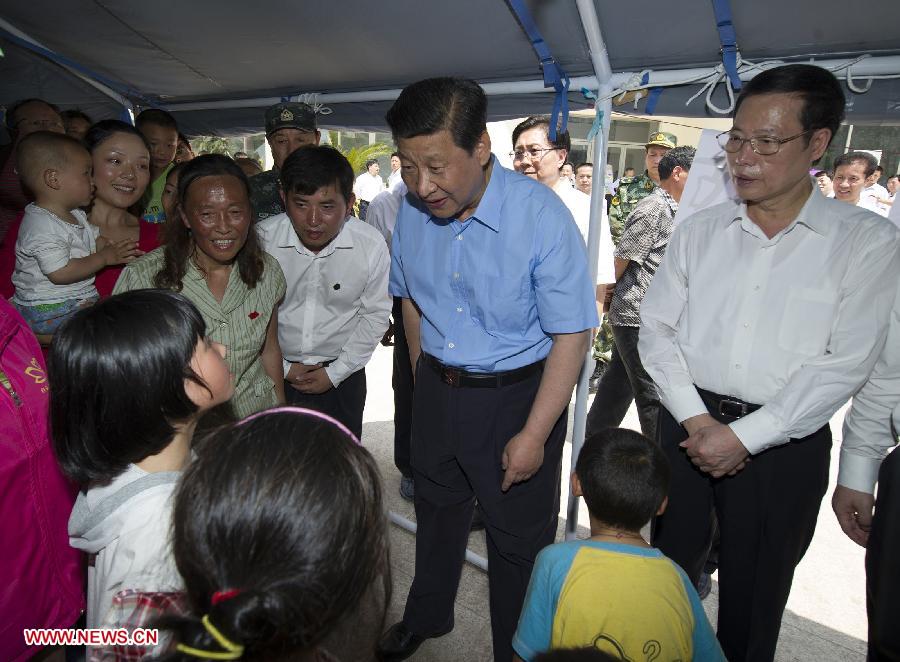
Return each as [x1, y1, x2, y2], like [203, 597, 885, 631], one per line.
[339, 143, 392, 174]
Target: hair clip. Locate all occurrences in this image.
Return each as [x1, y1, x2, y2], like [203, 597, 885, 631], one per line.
[239, 406, 360, 445]
[211, 588, 242, 605]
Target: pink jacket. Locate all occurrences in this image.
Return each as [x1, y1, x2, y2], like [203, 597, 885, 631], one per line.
[0, 298, 84, 660]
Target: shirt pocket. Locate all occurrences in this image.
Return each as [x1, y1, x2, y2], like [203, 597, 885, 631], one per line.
[777, 286, 837, 357]
[469, 273, 531, 335]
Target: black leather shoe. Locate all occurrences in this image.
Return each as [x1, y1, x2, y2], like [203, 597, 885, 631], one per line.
[377, 622, 443, 661]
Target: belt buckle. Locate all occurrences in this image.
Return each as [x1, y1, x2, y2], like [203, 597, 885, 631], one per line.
[441, 367, 461, 387]
[718, 398, 748, 419]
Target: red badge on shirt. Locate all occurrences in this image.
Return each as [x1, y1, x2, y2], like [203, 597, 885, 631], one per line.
[248, 311, 260, 320]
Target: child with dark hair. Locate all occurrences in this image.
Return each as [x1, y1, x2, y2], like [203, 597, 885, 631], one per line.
[157, 406, 389, 662]
[12, 131, 140, 334]
[257, 146, 391, 439]
[50, 289, 233, 658]
[513, 428, 723, 662]
[136, 108, 179, 223]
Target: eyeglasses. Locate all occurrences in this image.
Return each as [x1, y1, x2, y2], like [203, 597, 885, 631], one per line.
[715, 130, 811, 156]
[510, 146, 559, 162]
[15, 118, 65, 131]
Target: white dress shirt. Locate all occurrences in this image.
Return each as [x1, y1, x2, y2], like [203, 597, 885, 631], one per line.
[387, 168, 404, 191]
[553, 180, 616, 284]
[353, 172, 386, 202]
[639, 186, 900, 455]
[256, 214, 392, 387]
[839, 287, 900, 493]
[862, 182, 890, 216]
[366, 183, 406, 253]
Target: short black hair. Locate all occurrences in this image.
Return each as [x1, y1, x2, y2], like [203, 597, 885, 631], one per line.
[61, 109, 92, 124]
[365, 158, 379, 169]
[49, 290, 208, 485]
[575, 162, 593, 173]
[813, 170, 831, 178]
[386, 77, 487, 154]
[83, 119, 150, 154]
[135, 107, 179, 131]
[6, 98, 61, 132]
[734, 64, 845, 149]
[391, 151, 399, 159]
[16, 131, 87, 192]
[159, 409, 389, 660]
[575, 428, 669, 531]
[512, 116, 571, 153]
[833, 150, 877, 178]
[280, 145, 354, 203]
[658, 146, 696, 181]
[875, 165, 884, 174]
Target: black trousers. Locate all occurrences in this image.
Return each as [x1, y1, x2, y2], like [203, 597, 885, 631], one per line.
[867, 447, 900, 661]
[358, 199, 370, 222]
[401, 358, 566, 662]
[586, 324, 660, 440]
[284, 368, 366, 440]
[653, 399, 831, 662]
[392, 297, 414, 477]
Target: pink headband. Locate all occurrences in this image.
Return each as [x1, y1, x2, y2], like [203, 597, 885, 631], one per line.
[238, 406, 361, 445]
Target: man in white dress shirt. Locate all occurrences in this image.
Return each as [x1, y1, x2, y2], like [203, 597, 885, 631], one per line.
[353, 158, 386, 222]
[387, 152, 404, 191]
[511, 116, 615, 286]
[639, 64, 900, 661]
[257, 145, 391, 439]
[833, 289, 899, 661]
[833, 151, 888, 216]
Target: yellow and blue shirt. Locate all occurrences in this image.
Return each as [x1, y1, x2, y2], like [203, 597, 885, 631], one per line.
[513, 540, 724, 661]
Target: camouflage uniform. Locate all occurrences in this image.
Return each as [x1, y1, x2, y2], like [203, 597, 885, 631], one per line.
[249, 168, 284, 222]
[249, 101, 319, 222]
[607, 172, 657, 245]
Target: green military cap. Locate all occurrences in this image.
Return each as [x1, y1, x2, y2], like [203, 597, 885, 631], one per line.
[646, 131, 677, 149]
[265, 102, 317, 136]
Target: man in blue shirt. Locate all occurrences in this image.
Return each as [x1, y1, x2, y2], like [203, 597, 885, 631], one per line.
[376, 77, 598, 662]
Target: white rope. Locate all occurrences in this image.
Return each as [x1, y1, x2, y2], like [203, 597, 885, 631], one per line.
[596, 52, 897, 116]
[294, 92, 333, 115]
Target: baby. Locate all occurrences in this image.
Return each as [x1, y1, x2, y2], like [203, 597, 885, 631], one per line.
[11, 131, 140, 334]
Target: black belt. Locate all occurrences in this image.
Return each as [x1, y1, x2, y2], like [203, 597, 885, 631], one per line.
[422, 353, 544, 388]
[696, 387, 762, 421]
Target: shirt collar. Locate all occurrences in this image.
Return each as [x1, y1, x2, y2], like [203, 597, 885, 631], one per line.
[466, 155, 503, 232]
[730, 180, 829, 238]
[273, 213, 356, 256]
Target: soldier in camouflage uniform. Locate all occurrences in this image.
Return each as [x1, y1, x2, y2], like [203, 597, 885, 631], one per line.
[249, 102, 320, 221]
[607, 131, 677, 243]
[591, 132, 677, 385]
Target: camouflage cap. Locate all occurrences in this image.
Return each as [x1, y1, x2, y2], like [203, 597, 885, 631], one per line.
[265, 102, 317, 135]
[646, 131, 677, 149]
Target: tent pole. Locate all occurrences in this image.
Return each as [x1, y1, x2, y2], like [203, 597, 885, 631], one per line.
[567, 0, 615, 541]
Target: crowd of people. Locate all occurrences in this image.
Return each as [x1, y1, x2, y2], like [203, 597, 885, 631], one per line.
[1, 61, 899, 662]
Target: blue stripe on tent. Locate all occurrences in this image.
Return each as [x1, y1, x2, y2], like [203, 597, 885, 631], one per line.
[506, 0, 570, 140]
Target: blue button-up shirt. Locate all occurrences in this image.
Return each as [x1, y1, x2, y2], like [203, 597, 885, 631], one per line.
[389, 156, 598, 372]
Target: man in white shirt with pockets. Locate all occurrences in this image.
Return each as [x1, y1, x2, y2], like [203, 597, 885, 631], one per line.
[257, 145, 391, 439]
[639, 64, 900, 661]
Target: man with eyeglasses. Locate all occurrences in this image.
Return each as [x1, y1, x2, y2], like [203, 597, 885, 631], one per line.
[511, 116, 614, 286]
[1, 99, 65, 245]
[639, 64, 900, 661]
[608, 132, 676, 244]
